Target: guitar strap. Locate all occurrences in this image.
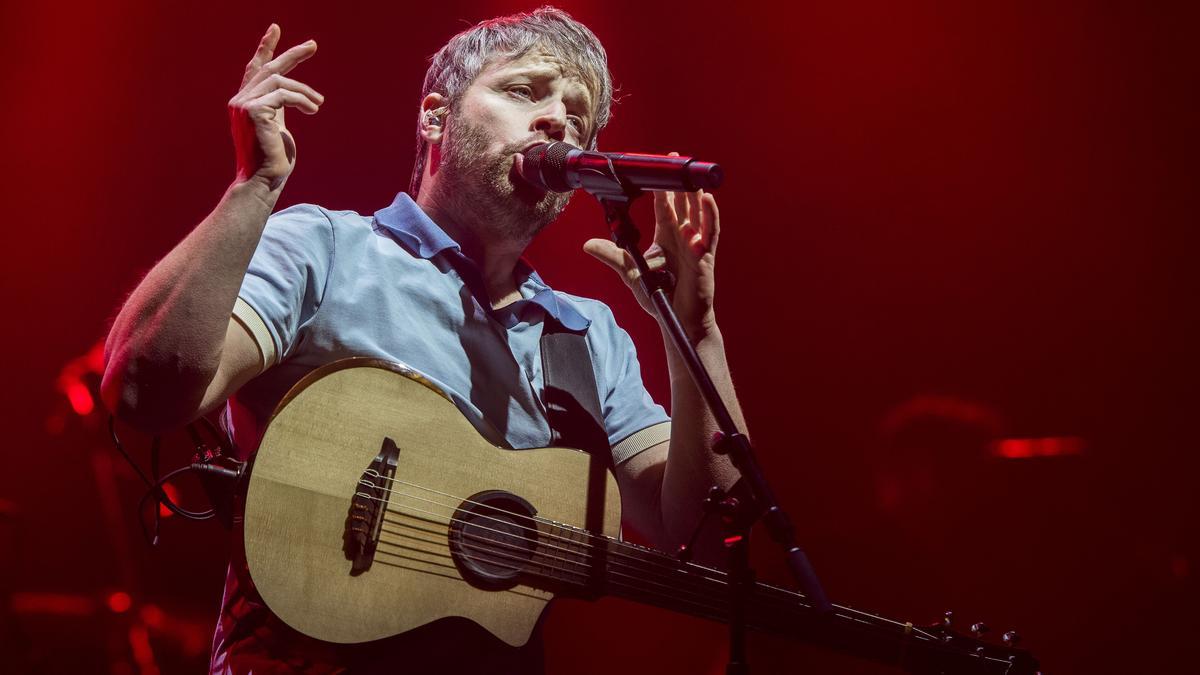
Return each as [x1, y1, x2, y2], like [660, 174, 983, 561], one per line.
[539, 316, 614, 599]
[539, 317, 612, 468]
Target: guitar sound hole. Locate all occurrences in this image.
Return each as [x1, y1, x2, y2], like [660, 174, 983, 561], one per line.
[449, 491, 539, 591]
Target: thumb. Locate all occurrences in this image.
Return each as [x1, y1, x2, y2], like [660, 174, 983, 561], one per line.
[583, 238, 636, 280]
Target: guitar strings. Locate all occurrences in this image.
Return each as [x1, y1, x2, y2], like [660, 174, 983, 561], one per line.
[360, 473, 730, 587]
[360, 475, 750, 607]
[360, 473, 940, 642]
[373, 522, 732, 627]
[375, 492, 739, 609]
[377, 503, 733, 616]
[352, 477, 940, 644]
[358, 475, 940, 642]
[376, 506, 798, 628]
[374, 505, 945, 650]
[380, 510, 705, 609]
[363, 471, 732, 586]
[375, 508, 998, 672]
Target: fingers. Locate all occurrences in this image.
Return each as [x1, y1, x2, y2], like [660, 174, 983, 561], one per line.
[653, 152, 688, 259]
[670, 188, 700, 256]
[653, 189, 675, 225]
[653, 151, 720, 259]
[666, 152, 692, 241]
[672, 188, 689, 226]
[670, 185, 698, 250]
[583, 239, 640, 284]
[701, 191, 720, 255]
[659, 188, 717, 258]
[686, 190, 708, 254]
[643, 242, 669, 271]
[655, 191, 700, 258]
[652, 190, 681, 258]
[242, 24, 281, 88]
[247, 88, 321, 118]
[242, 38, 319, 93]
[242, 73, 324, 112]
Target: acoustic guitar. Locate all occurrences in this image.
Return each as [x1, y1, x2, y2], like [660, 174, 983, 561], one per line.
[242, 358, 1040, 674]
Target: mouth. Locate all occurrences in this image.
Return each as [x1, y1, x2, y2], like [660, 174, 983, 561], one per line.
[516, 139, 552, 163]
[509, 161, 545, 203]
[511, 141, 550, 194]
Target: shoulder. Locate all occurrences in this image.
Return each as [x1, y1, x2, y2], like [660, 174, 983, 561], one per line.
[260, 203, 386, 256]
[266, 203, 369, 233]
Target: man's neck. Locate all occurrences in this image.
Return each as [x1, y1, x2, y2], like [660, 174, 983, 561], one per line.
[415, 192, 529, 309]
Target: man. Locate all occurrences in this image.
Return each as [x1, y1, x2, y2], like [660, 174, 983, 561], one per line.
[103, 7, 745, 673]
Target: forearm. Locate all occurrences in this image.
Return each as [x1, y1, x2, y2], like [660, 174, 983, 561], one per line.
[659, 321, 745, 554]
[102, 180, 276, 428]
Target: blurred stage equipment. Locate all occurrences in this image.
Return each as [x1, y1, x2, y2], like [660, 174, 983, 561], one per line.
[26, 341, 218, 673]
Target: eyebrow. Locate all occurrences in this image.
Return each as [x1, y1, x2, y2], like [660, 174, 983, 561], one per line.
[501, 67, 594, 118]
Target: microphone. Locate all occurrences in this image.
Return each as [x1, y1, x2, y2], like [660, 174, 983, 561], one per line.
[516, 141, 723, 195]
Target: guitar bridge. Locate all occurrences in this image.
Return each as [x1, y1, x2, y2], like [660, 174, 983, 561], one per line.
[344, 437, 400, 575]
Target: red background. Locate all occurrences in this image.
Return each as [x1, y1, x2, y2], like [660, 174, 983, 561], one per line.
[2, 1, 1196, 672]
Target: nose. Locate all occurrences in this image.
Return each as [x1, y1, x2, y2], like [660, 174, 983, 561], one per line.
[531, 101, 568, 142]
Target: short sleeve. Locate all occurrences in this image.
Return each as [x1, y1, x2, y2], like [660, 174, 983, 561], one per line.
[237, 204, 335, 363]
[589, 307, 671, 459]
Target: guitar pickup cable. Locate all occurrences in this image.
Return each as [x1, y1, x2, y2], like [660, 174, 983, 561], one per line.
[108, 414, 246, 545]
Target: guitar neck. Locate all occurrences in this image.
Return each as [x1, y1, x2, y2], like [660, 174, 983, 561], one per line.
[529, 527, 1036, 675]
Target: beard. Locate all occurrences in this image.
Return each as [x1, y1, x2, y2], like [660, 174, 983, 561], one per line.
[434, 116, 573, 242]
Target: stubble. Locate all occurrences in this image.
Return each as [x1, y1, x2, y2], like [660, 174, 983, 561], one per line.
[436, 117, 573, 243]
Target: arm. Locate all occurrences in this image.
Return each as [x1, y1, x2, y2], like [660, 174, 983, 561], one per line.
[102, 25, 323, 432]
[585, 183, 742, 560]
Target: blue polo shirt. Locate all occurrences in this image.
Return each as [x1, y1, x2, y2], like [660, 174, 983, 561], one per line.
[226, 193, 670, 463]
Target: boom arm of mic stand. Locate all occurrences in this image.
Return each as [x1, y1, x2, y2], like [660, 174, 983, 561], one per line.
[596, 190, 833, 616]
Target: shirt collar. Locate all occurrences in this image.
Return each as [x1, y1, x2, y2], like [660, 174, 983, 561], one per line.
[373, 193, 591, 331]
[373, 192, 460, 259]
[517, 269, 591, 331]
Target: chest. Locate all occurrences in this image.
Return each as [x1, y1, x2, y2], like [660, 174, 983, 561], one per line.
[290, 257, 560, 449]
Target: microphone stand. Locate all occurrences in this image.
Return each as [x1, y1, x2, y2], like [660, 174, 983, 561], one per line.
[591, 186, 833, 674]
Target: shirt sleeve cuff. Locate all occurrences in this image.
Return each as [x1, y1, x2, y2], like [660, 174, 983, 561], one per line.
[232, 297, 277, 370]
[611, 421, 671, 465]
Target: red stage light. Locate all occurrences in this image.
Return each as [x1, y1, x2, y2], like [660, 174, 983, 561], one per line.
[159, 483, 180, 518]
[991, 436, 1086, 459]
[64, 380, 95, 416]
[140, 602, 166, 628]
[55, 340, 105, 418]
[107, 590, 133, 613]
[10, 591, 96, 616]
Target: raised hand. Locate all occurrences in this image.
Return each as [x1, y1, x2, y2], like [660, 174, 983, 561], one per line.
[228, 24, 324, 192]
[584, 152, 721, 340]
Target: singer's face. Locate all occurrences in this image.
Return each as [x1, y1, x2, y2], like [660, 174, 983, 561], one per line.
[435, 50, 596, 238]
[461, 49, 595, 155]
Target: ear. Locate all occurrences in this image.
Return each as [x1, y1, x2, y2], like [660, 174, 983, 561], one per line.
[420, 93, 449, 145]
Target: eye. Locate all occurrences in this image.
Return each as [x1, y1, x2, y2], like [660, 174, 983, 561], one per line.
[567, 115, 586, 134]
[507, 84, 535, 100]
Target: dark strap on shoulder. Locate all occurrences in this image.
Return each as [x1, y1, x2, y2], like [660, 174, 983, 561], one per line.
[540, 318, 613, 576]
[540, 318, 611, 467]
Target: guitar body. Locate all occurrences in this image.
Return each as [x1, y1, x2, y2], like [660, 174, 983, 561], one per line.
[240, 359, 1041, 674]
[243, 358, 621, 646]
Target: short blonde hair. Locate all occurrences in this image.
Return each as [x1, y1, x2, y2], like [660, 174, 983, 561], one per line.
[409, 6, 613, 195]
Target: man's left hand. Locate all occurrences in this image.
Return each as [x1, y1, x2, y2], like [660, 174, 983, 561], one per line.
[584, 154, 720, 340]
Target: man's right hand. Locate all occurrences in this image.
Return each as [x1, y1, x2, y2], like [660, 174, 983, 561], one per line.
[229, 24, 323, 193]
